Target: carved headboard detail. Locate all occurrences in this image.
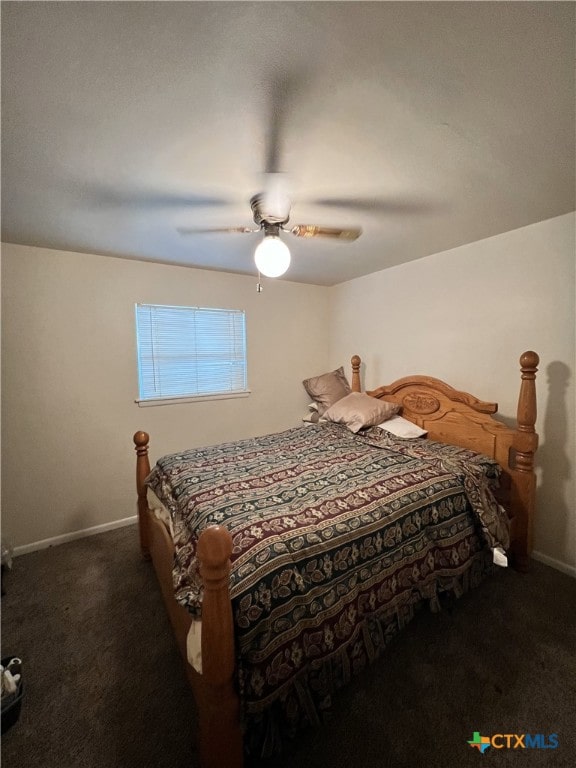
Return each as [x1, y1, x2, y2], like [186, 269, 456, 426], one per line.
[368, 374, 505, 458]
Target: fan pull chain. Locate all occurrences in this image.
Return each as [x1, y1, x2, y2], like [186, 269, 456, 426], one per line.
[256, 270, 263, 293]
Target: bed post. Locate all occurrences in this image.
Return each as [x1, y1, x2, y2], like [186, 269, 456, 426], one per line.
[133, 431, 151, 560]
[196, 526, 243, 768]
[351, 354, 362, 393]
[509, 351, 539, 571]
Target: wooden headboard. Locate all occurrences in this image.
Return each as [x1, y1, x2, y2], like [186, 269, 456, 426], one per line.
[351, 352, 539, 571]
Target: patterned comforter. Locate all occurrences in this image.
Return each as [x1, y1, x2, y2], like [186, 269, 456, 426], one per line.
[146, 423, 509, 753]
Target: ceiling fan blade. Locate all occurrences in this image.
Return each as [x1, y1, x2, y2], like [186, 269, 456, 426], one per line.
[311, 197, 436, 215]
[177, 226, 257, 236]
[289, 225, 362, 241]
[79, 183, 231, 209]
[264, 79, 290, 174]
[263, 72, 306, 175]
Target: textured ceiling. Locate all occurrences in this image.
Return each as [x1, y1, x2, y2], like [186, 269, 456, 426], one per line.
[1, 1, 574, 285]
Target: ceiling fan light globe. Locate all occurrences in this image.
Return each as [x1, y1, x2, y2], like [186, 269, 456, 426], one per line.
[254, 236, 291, 278]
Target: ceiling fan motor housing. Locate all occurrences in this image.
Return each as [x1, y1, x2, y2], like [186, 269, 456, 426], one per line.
[250, 193, 290, 227]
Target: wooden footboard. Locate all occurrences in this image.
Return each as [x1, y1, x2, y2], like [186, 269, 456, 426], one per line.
[133, 349, 538, 767]
[133, 434, 243, 768]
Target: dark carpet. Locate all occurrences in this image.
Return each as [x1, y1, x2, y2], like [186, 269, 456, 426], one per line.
[2, 525, 575, 767]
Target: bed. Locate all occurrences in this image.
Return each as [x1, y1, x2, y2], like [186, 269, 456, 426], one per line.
[133, 350, 539, 768]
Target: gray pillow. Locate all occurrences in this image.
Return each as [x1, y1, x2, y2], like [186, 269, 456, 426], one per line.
[302, 366, 351, 415]
[322, 392, 400, 433]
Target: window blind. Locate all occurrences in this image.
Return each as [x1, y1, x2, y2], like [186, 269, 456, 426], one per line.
[135, 304, 247, 401]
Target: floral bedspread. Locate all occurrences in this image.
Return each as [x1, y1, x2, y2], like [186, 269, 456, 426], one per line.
[146, 423, 509, 752]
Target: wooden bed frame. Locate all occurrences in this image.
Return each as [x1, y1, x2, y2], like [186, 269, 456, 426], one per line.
[133, 350, 539, 768]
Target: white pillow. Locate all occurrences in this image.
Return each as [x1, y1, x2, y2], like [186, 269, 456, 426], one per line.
[377, 415, 428, 438]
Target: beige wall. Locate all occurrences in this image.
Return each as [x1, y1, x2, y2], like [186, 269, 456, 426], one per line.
[329, 213, 576, 572]
[1, 244, 330, 548]
[2, 214, 575, 574]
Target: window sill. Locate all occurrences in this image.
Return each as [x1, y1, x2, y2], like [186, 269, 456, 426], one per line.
[135, 391, 251, 407]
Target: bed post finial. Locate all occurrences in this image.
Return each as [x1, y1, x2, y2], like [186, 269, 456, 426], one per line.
[351, 355, 362, 393]
[518, 351, 539, 434]
[510, 351, 539, 571]
[133, 431, 151, 560]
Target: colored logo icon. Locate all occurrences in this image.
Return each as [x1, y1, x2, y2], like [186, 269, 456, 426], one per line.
[468, 732, 491, 754]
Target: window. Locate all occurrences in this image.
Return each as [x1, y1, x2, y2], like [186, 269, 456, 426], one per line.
[135, 303, 248, 404]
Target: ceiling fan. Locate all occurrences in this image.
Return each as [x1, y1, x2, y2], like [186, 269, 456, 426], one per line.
[140, 74, 431, 281]
[175, 72, 365, 279]
[76, 74, 436, 285]
[177, 177, 362, 278]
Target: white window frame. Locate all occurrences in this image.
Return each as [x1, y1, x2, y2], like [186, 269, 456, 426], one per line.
[134, 303, 250, 406]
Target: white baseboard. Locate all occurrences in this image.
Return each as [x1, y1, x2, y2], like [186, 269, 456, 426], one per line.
[12, 515, 138, 557]
[11, 521, 576, 580]
[532, 550, 576, 579]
